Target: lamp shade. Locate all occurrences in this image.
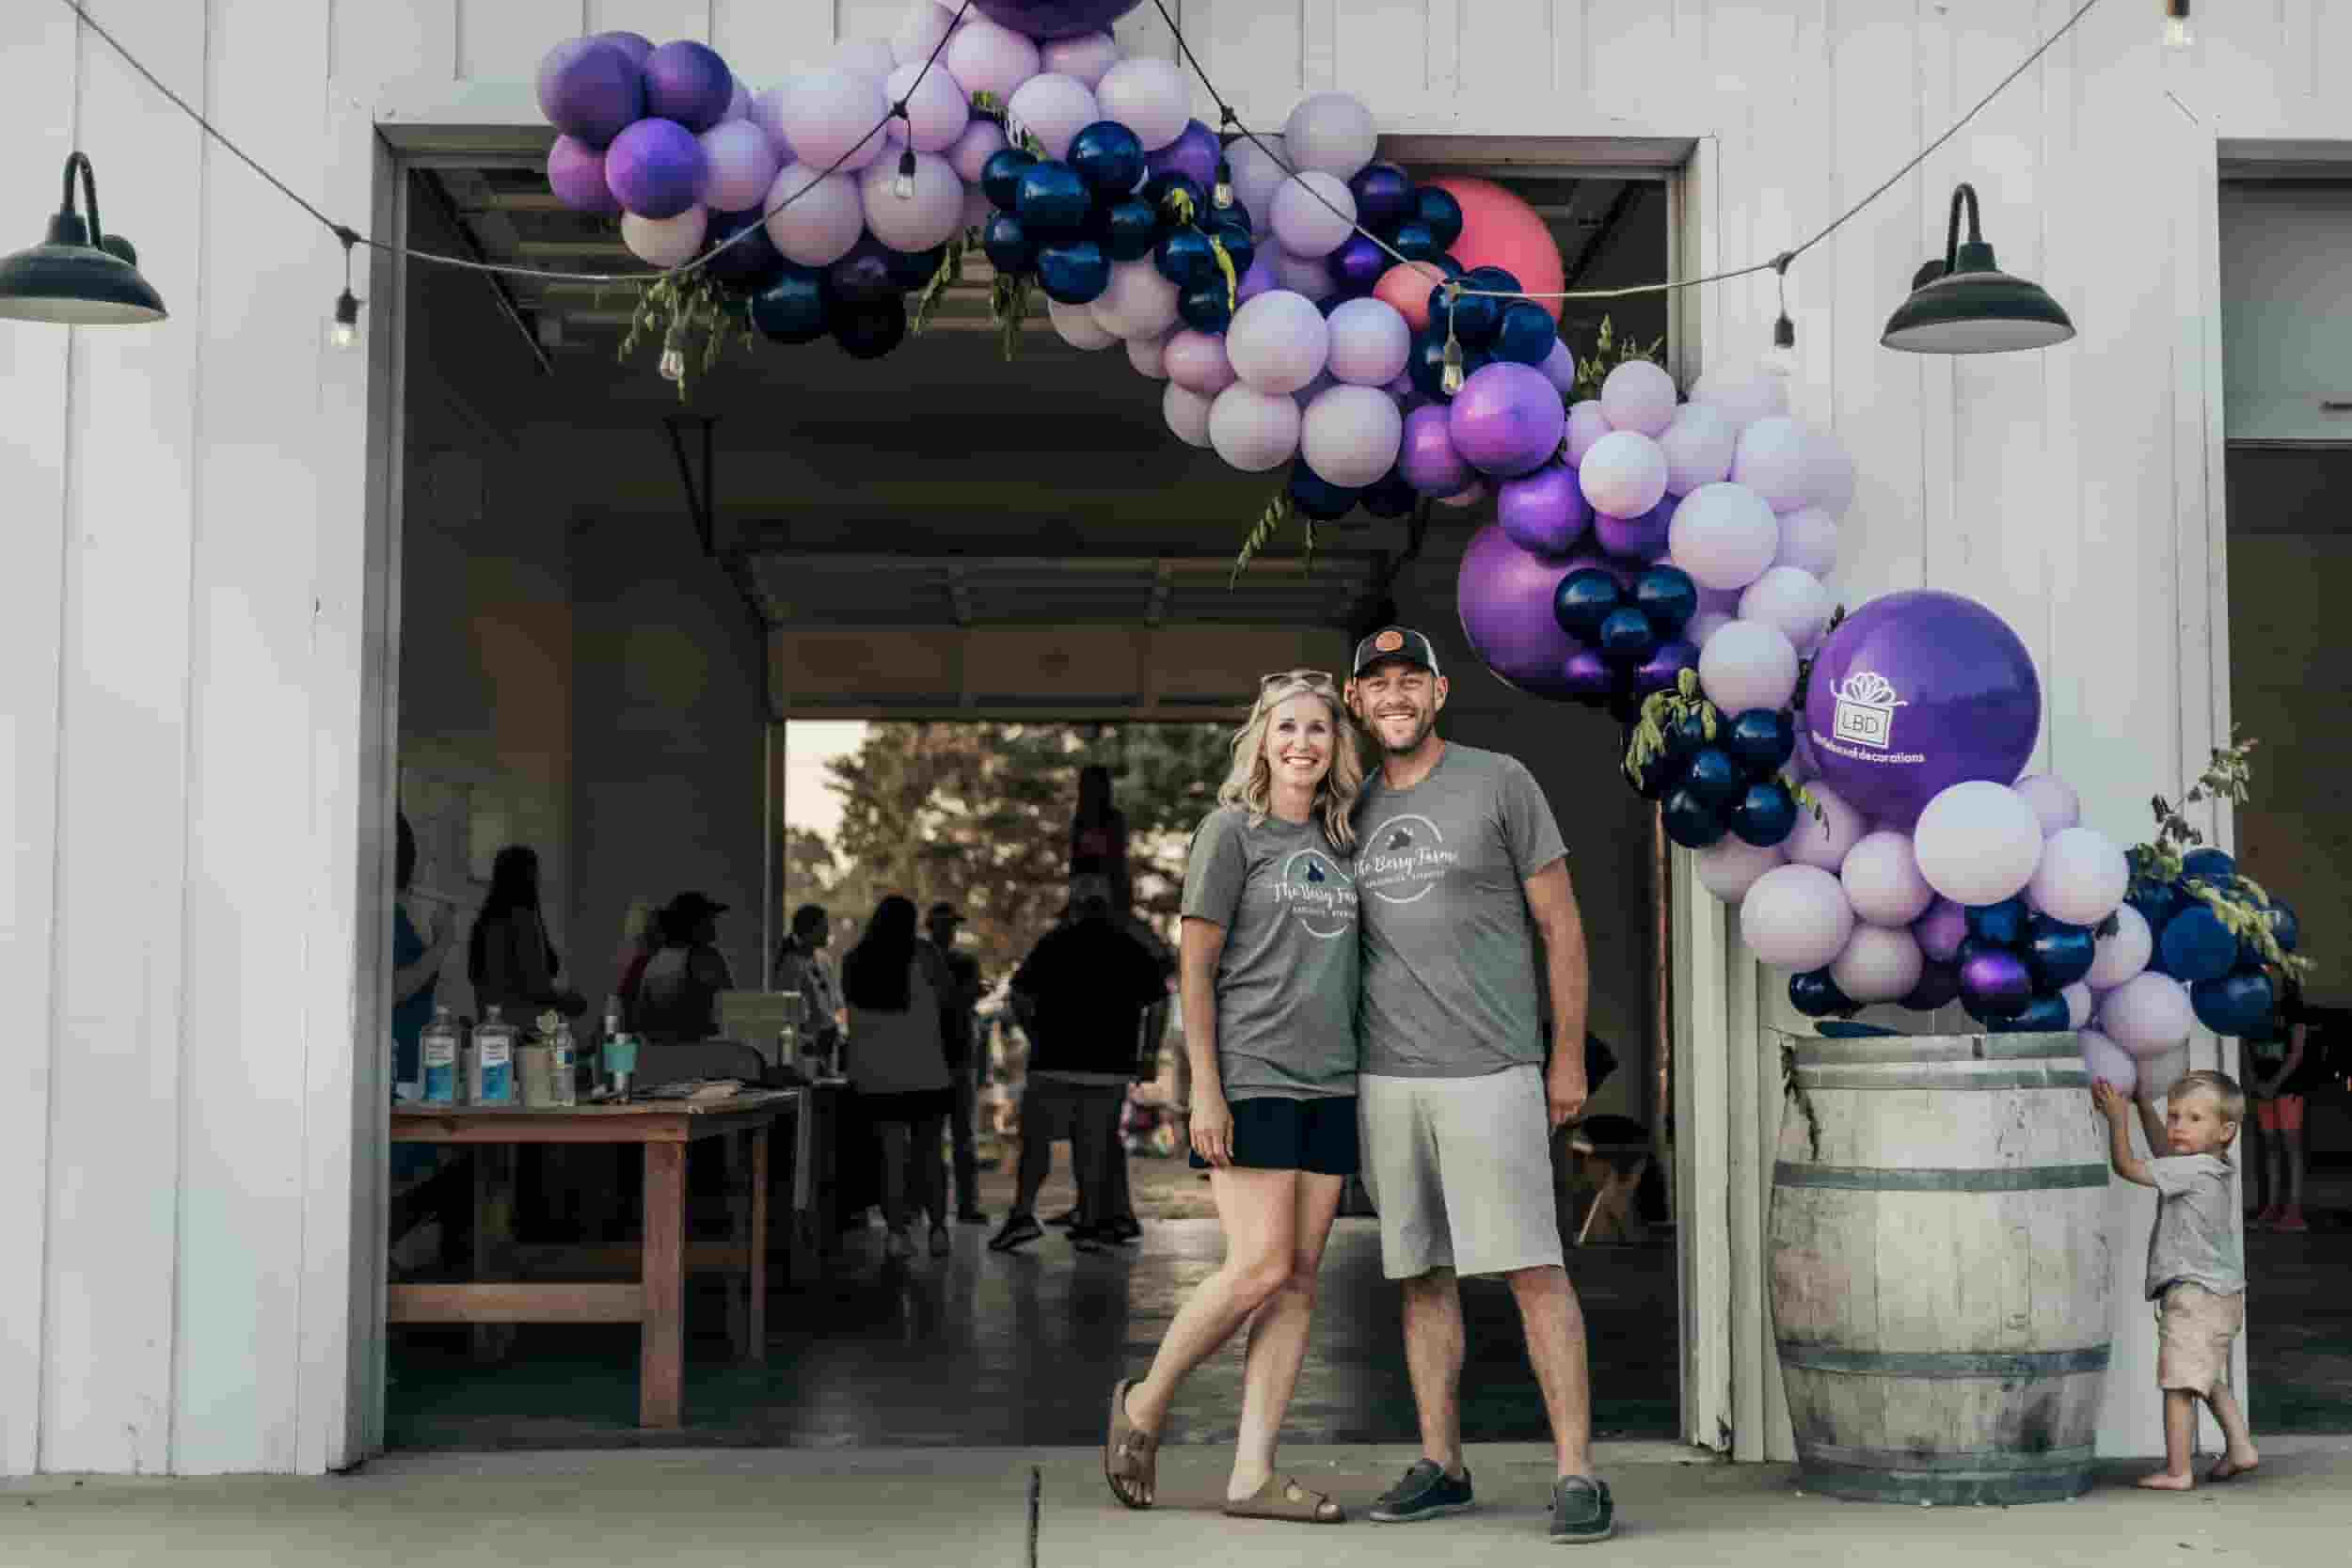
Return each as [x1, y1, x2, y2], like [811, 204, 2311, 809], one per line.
[1881, 182, 2070, 356]
[0, 154, 167, 325]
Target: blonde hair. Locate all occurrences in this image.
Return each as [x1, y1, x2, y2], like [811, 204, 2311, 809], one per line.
[1217, 673, 1363, 848]
[2172, 1069, 2246, 1128]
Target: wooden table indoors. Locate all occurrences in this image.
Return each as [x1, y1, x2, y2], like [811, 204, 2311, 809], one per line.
[389, 1091, 797, 1429]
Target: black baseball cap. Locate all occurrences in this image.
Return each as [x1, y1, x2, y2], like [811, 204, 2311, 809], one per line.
[661, 891, 728, 925]
[926, 901, 962, 922]
[1352, 626, 1441, 680]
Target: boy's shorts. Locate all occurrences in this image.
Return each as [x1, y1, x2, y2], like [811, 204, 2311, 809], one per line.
[2155, 1281, 2244, 1395]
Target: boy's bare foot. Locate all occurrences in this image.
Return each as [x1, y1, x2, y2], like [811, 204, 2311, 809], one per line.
[2136, 1470, 2196, 1491]
[2209, 1451, 2260, 1481]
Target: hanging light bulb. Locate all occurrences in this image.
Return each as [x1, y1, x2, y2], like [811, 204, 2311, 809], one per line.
[2163, 0, 2193, 49]
[1214, 133, 1236, 210]
[658, 325, 686, 383]
[1440, 337, 1466, 396]
[894, 148, 917, 201]
[330, 288, 359, 349]
[1763, 314, 1797, 378]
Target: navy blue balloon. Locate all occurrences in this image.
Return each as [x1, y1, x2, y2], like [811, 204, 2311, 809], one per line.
[1493, 302, 1558, 366]
[1143, 171, 1207, 225]
[1177, 279, 1234, 333]
[827, 239, 898, 305]
[1958, 945, 2036, 1021]
[1068, 120, 1146, 196]
[1790, 968, 1856, 1019]
[2192, 970, 2276, 1037]
[1215, 198, 1253, 236]
[1965, 897, 2032, 949]
[1413, 186, 1465, 249]
[2181, 847, 2237, 883]
[2268, 902, 2301, 954]
[2026, 915, 2098, 989]
[1662, 708, 1712, 761]
[1597, 606, 1659, 662]
[829, 295, 906, 360]
[1406, 327, 1489, 400]
[1326, 233, 1388, 295]
[1563, 648, 1616, 705]
[1360, 467, 1419, 518]
[1729, 779, 1799, 847]
[1682, 747, 1744, 810]
[749, 264, 829, 345]
[982, 148, 1037, 212]
[1095, 198, 1159, 261]
[1348, 161, 1414, 231]
[1036, 239, 1111, 304]
[883, 243, 946, 291]
[1818, 1021, 1902, 1038]
[1629, 746, 1686, 802]
[2126, 880, 2183, 942]
[1987, 992, 2073, 1034]
[1632, 565, 1699, 635]
[1016, 163, 1092, 236]
[1432, 281, 1502, 346]
[1552, 567, 1625, 642]
[1466, 264, 1525, 299]
[703, 210, 786, 287]
[2158, 903, 2237, 983]
[1288, 462, 1359, 522]
[1723, 709, 1796, 780]
[1661, 786, 1729, 849]
[982, 212, 1038, 275]
[1901, 960, 1962, 1012]
[1391, 221, 1443, 262]
[1155, 228, 1220, 288]
[1207, 218, 1255, 278]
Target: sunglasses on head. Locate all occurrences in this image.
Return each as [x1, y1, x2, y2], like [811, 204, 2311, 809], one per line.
[1259, 668, 1339, 691]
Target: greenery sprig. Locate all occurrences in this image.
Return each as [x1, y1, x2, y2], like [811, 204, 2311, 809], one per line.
[621, 269, 751, 402]
[990, 268, 1033, 361]
[2126, 730, 2312, 977]
[1230, 488, 1295, 586]
[911, 226, 972, 337]
[1791, 604, 1847, 714]
[1571, 314, 1667, 402]
[1623, 668, 1719, 786]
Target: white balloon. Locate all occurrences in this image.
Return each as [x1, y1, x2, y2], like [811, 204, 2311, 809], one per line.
[2099, 973, 2196, 1059]
[1785, 780, 1866, 874]
[2064, 982, 2095, 1030]
[763, 164, 865, 265]
[2013, 773, 2082, 837]
[1772, 505, 1840, 579]
[1740, 863, 1858, 974]
[1163, 380, 1215, 447]
[1095, 56, 1192, 151]
[1841, 830, 1935, 928]
[1689, 364, 1789, 432]
[1041, 32, 1122, 88]
[1738, 565, 1832, 653]
[1668, 483, 1780, 591]
[1127, 331, 1172, 379]
[1300, 384, 1405, 488]
[1578, 431, 1670, 518]
[1912, 781, 2046, 907]
[1731, 415, 1812, 511]
[621, 205, 707, 268]
[1004, 72, 1098, 161]
[1207, 384, 1303, 471]
[1270, 171, 1359, 259]
[1226, 289, 1330, 395]
[1325, 297, 1412, 386]
[946, 20, 1043, 103]
[1599, 359, 1678, 438]
[1097, 258, 1180, 340]
[2086, 903, 2153, 990]
[2027, 826, 2129, 928]
[1282, 91, 1377, 180]
[1227, 137, 1291, 233]
[1698, 618, 1800, 716]
[1697, 837, 1785, 902]
[1832, 925, 1924, 1005]
[1658, 404, 1737, 494]
[1048, 295, 1116, 349]
[1565, 400, 1614, 465]
[2080, 1027, 2137, 1096]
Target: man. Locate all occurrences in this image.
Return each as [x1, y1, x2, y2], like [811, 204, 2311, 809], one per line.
[774, 903, 844, 1069]
[990, 874, 1165, 1255]
[1344, 625, 1614, 1546]
[633, 892, 735, 1043]
[926, 900, 991, 1226]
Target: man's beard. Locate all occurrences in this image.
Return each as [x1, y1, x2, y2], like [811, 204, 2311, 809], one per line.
[1369, 707, 1435, 755]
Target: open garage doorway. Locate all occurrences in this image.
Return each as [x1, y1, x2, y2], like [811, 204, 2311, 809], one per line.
[378, 134, 1682, 1453]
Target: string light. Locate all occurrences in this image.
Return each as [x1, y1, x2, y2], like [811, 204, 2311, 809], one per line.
[658, 326, 686, 382]
[1439, 286, 1466, 395]
[894, 148, 918, 201]
[1762, 254, 1797, 377]
[2163, 0, 2193, 49]
[329, 228, 359, 348]
[1213, 128, 1237, 210]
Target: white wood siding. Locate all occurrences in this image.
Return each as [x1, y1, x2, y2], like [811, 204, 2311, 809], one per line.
[2, 0, 2344, 1475]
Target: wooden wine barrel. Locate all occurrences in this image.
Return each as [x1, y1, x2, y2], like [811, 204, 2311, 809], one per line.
[1769, 1032, 2114, 1506]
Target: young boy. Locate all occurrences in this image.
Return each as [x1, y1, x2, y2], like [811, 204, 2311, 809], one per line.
[2091, 1070, 2258, 1490]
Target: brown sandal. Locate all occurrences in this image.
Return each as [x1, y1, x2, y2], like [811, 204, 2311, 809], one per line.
[1104, 1378, 1157, 1509]
[1222, 1476, 1345, 1524]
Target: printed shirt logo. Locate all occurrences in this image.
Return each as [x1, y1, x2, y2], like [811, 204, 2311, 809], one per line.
[1375, 629, 1405, 653]
[1277, 848, 1359, 938]
[1356, 813, 1462, 905]
[1815, 671, 1926, 767]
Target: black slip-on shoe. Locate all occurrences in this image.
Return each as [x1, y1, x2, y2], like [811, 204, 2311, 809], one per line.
[988, 1213, 1043, 1252]
[1368, 1459, 1473, 1524]
[1549, 1475, 1614, 1544]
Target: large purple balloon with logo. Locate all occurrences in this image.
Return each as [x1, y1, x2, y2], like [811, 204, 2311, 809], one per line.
[1801, 589, 2041, 831]
[975, 0, 1148, 40]
[1457, 524, 1582, 700]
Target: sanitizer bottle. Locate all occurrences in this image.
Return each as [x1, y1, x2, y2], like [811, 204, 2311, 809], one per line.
[471, 1006, 517, 1106]
[421, 1006, 460, 1106]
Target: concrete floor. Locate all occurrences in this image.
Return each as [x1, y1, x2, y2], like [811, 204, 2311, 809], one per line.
[11, 1440, 2352, 1567]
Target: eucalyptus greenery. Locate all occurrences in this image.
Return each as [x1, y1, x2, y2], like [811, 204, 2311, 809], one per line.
[1229, 490, 1296, 586]
[1571, 314, 1668, 402]
[1623, 668, 1820, 819]
[621, 269, 752, 403]
[910, 227, 971, 338]
[2126, 731, 2312, 977]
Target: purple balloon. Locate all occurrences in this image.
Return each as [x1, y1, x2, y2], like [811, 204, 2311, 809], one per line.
[1349, 162, 1414, 230]
[1901, 960, 1962, 1011]
[596, 31, 655, 68]
[1594, 497, 1673, 561]
[1632, 639, 1699, 696]
[973, 1, 1148, 40]
[1235, 255, 1279, 305]
[642, 40, 735, 135]
[1146, 119, 1221, 194]
[1959, 948, 2035, 1020]
[548, 135, 620, 214]
[1914, 897, 1969, 962]
[605, 118, 708, 219]
[1802, 589, 2042, 832]
[1458, 524, 1586, 700]
[1325, 234, 1389, 296]
[1563, 647, 1615, 700]
[1497, 462, 1590, 556]
[1449, 362, 1568, 479]
[1400, 404, 1472, 497]
[536, 38, 644, 147]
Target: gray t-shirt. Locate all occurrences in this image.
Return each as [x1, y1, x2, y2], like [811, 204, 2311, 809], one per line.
[1181, 806, 1360, 1099]
[1354, 744, 1567, 1078]
[2146, 1153, 2245, 1301]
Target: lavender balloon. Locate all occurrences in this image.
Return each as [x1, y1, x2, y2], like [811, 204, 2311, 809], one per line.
[1041, 32, 1122, 87]
[1450, 362, 1566, 479]
[1400, 404, 1471, 497]
[1914, 897, 1969, 963]
[1327, 235, 1390, 296]
[548, 135, 620, 214]
[537, 37, 644, 147]
[1565, 400, 1613, 464]
[1802, 590, 2042, 831]
[643, 40, 735, 135]
[1633, 639, 1699, 697]
[699, 119, 781, 212]
[1235, 255, 1279, 305]
[1165, 328, 1238, 396]
[1146, 119, 1221, 193]
[1594, 499, 1672, 561]
[605, 118, 709, 218]
[946, 20, 1044, 101]
[596, 31, 655, 68]
[1325, 298, 1411, 387]
[1095, 57, 1191, 150]
[1563, 648, 1615, 701]
[781, 71, 890, 172]
[1457, 524, 1585, 699]
[1497, 463, 1590, 557]
[1540, 340, 1581, 398]
[974, 0, 1148, 40]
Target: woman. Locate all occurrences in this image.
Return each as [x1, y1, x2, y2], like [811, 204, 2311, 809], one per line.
[468, 845, 587, 1022]
[1104, 670, 1364, 1523]
[2248, 971, 2313, 1232]
[1070, 763, 1133, 913]
[842, 894, 960, 1262]
[390, 815, 454, 1100]
[611, 898, 660, 1028]
[633, 892, 736, 1043]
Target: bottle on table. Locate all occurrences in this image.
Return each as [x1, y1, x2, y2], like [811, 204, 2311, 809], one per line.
[420, 1006, 460, 1106]
[551, 1021, 579, 1108]
[471, 1006, 518, 1106]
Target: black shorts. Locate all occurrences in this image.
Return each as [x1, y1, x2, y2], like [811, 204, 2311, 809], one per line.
[1191, 1094, 1360, 1177]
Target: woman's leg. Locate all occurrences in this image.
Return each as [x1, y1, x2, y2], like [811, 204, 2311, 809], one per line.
[1123, 1168, 1300, 1438]
[1228, 1173, 1348, 1500]
[877, 1121, 911, 1232]
[2279, 1109, 2309, 1227]
[916, 1113, 948, 1228]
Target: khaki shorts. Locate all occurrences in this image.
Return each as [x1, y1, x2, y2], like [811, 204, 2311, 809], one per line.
[2155, 1282, 2245, 1395]
[1359, 1065, 1565, 1280]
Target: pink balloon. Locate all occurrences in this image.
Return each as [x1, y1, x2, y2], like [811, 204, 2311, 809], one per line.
[1005, 72, 1097, 160]
[764, 163, 866, 266]
[893, 2, 962, 67]
[1690, 365, 1790, 433]
[1784, 780, 1865, 874]
[947, 20, 1044, 100]
[699, 119, 782, 213]
[1093, 257, 1181, 340]
[1127, 331, 1171, 379]
[1207, 385, 1302, 471]
[1697, 618, 1799, 715]
[2086, 903, 2153, 990]
[1738, 565, 1832, 653]
[883, 58, 972, 151]
[1740, 863, 1856, 973]
[947, 119, 1009, 184]
[2014, 774, 2081, 836]
[1807, 427, 1858, 517]
[1095, 56, 1192, 150]
[2064, 982, 2095, 1029]
[1564, 400, 1613, 464]
[2027, 827, 2128, 927]
[1041, 31, 1121, 87]
[833, 40, 898, 81]
[1164, 381, 1215, 447]
[1300, 384, 1404, 488]
[749, 87, 798, 164]
[779, 70, 890, 172]
[1047, 295, 1116, 349]
[621, 205, 708, 268]
[1227, 138, 1290, 233]
[1667, 483, 1779, 592]
[1164, 328, 1237, 396]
